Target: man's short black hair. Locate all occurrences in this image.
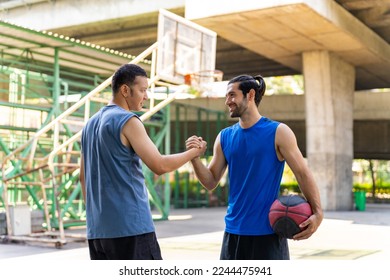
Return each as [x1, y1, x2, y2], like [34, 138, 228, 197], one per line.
[111, 64, 148, 95]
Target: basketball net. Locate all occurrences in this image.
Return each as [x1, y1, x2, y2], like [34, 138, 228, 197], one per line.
[184, 70, 224, 97]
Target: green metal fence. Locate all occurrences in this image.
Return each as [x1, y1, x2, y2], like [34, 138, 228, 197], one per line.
[171, 103, 229, 209]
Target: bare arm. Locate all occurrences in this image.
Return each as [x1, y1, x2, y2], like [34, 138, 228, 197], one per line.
[122, 117, 206, 175]
[186, 133, 227, 190]
[276, 123, 323, 240]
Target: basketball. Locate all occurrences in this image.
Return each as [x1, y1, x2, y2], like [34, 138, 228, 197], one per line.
[268, 194, 312, 239]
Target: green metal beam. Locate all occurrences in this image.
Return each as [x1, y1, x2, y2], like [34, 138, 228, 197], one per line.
[0, 101, 51, 111]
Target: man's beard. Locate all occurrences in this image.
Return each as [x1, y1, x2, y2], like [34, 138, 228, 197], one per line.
[229, 102, 247, 118]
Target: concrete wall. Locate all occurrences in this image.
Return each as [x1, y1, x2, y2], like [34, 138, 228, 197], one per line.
[170, 91, 390, 160]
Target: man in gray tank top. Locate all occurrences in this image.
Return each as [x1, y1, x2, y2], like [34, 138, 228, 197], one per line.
[80, 64, 206, 260]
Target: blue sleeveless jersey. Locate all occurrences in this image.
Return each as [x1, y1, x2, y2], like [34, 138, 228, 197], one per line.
[220, 117, 285, 235]
[81, 105, 155, 239]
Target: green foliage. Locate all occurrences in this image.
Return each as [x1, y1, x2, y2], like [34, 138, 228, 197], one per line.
[175, 178, 207, 199]
[280, 182, 390, 196]
[187, 86, 202, 97]
[169, 171, 228, 208]
[353, 182, 390, 194]
[280, 182, 301, 195]
[264, 75, 304, 95]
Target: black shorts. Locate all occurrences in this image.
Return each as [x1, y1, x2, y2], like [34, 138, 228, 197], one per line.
[88, 232, 162, 260]
[220, 231, 290, 260]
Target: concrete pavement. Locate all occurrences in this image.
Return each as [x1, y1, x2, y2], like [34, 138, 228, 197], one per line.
[0, 203, 390, 261]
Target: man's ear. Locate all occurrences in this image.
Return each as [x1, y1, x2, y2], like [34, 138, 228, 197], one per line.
[248, 88, 255, 101]
[120, 84, 129, 98]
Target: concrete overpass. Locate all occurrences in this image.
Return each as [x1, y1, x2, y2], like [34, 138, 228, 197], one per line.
[1, 0, 389, 89]
[1, 0, 389, 210]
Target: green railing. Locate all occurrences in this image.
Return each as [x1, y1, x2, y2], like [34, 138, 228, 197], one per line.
[172, 103, 229, 209]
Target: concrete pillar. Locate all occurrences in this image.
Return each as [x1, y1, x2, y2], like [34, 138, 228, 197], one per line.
[303, 51, 355, 211]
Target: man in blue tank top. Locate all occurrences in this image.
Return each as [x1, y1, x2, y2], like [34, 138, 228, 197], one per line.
[186, 74, 323, 260]
[80, 64, 206, 260]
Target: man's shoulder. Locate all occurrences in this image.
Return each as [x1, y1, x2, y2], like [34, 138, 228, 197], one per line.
[221, 122, 239, 134]
[84, 110, 100, 128]
[99, 105, 139, 120]
[223, 122, 239, 130]
[261, 116, 284, 128]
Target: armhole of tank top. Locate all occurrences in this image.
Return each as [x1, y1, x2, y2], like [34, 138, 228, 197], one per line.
[274, 122, 284, 162]
[219, 129, 226, 152]
[119, 113, 137, 151]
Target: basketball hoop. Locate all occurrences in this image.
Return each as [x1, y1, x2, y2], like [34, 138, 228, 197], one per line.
[184, 70, 224, 97]
[157, 9, 217, 85]
[185, 69, 224, 85]
[184, 73, 192, 85]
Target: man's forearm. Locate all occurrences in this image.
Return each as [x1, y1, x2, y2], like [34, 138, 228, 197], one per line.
[191, 157, 218, 191]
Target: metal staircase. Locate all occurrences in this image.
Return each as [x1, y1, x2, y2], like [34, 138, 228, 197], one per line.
[1, 42, 187, 247]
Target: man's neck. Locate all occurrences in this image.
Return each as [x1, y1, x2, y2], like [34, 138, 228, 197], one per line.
[239, 111, 262, 129]
[109, 98, 130, 111]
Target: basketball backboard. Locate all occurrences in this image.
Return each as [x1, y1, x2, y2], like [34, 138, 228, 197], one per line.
[157, 9, 217, 85]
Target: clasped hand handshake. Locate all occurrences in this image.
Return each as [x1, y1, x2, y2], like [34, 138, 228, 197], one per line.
[185, 135, 207, 158]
